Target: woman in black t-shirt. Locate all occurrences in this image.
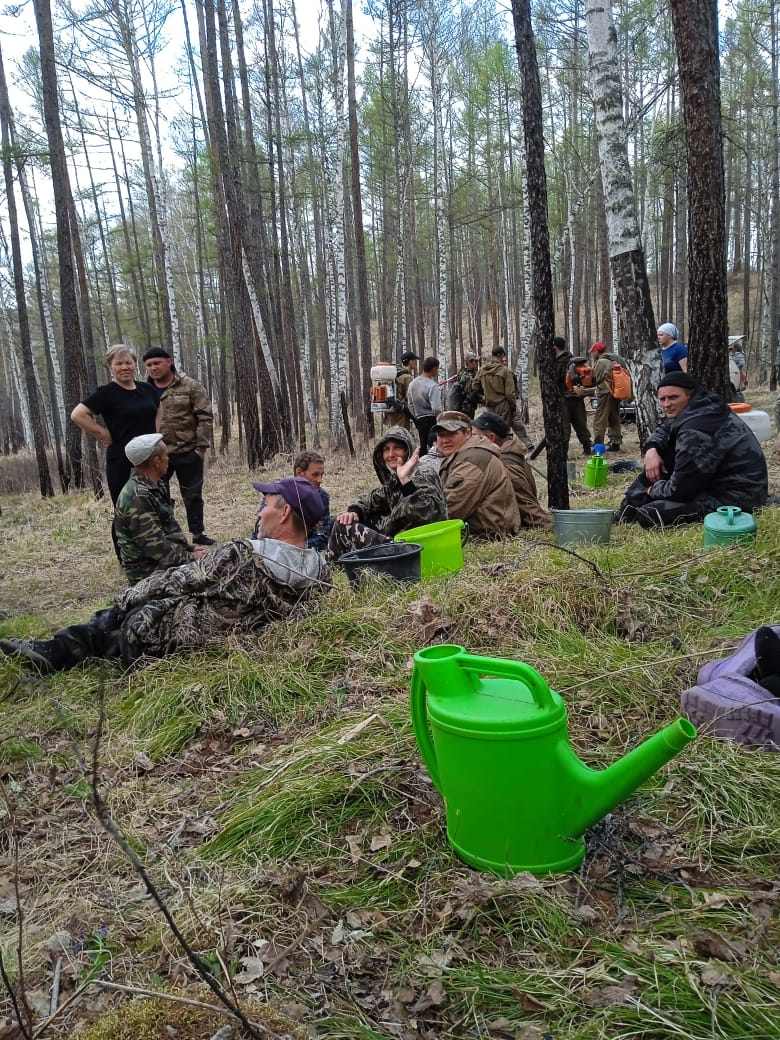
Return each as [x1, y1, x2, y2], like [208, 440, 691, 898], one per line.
[72, 344, 160, 503]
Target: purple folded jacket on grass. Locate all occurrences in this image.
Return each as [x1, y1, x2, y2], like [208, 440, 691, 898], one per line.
[696, 625, 780, 684]
[681, 626, 780, 750]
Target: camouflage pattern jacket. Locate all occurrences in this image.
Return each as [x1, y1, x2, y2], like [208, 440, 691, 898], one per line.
[644, 389, 768, 512]
[348, 426, 447, 536]
[114, 537, 332, 661]
[115, 473, 194, 583]
[469, 360, 517, 421]
[447, 368, 479, 416]
[385, 366, 414, 429]
[155, 371, 214, 455]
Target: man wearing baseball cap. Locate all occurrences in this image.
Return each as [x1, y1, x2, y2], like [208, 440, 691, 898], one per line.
[0, 478, 331, 674]
[143, 346, 215, 546]
[468, 347, 529, 446]
[471, 413, 553, 531]
[435, 411, 520, 537]
[114, 433, 204, 583]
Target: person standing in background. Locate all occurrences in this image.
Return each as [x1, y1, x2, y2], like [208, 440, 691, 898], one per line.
[71, 344, 160, 506]
[657, 323, 688, 374]
[143, 347, 215, 547]
[385, 351, 419, 429]
[469, 346, 529, 446]
[553, 336, 592, 457]
[406, 356, 443, 456]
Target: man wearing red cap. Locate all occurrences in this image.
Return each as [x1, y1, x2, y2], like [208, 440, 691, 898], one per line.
[586, 341, 622, 453]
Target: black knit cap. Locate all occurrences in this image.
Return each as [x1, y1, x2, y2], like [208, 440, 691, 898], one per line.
[658, 372, 697, 390]
[142, 346, 173, 361]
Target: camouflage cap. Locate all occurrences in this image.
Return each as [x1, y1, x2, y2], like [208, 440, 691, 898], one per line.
[433, 410, 472, 433]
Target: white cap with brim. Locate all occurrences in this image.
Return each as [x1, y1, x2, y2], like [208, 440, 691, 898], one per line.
[125, 433, 163, 466]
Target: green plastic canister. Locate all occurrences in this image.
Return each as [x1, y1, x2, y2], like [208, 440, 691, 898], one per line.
[583, 445, 608, 488]
[410, 644, 696, 876]
[394, 519, 468, 577]
[703, 506, 757, 547]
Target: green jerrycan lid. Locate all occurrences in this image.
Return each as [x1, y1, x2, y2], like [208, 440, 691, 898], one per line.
[416, 646, 567, 737]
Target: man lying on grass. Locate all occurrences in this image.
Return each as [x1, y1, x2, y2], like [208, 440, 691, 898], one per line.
[0, 478, 331, 673]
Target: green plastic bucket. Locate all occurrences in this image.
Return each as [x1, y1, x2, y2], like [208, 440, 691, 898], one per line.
[394, 519, 468, 577]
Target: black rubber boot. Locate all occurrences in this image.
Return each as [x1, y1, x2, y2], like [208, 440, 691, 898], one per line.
[752, 627, 780, 684]
[0, 637, 69, 674]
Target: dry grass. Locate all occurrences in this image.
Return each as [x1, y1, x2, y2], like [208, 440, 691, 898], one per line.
[1, 395, 780, 1039]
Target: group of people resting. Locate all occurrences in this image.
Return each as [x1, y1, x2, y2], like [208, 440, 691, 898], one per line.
[0, 370, 769, 675]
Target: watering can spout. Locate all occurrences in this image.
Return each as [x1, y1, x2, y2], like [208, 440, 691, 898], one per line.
[564, 718, 697, 838]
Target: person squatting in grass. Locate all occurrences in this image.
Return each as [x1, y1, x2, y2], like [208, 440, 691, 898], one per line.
[115, 433, 206, 584]
[327, 425, 447, 561]
[616, 371, 768, 529]
[0, 478, 331, 674]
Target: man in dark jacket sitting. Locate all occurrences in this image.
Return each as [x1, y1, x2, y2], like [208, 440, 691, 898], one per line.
[616, 372, 768, 528]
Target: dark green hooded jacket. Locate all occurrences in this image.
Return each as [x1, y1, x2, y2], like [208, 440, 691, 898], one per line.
[348, 426, 447, 536]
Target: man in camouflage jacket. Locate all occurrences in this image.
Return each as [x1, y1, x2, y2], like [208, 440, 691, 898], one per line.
[0, 478, 331, 673]
[143, 347, 215, 545]
[469, 346, 529, 444]
[616, 372, 768, 528]
[115, 434, 200, 583]
[447, 354, 481, 417]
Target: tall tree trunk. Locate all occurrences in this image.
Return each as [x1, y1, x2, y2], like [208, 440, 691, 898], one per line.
[669, 0, 729, 395]
[511, 0, 567, 509]
[585, 0, 660, 443]
[346, 0, 374, 438]
[33, 0, 88, 491]
[0, 45, 53, 496]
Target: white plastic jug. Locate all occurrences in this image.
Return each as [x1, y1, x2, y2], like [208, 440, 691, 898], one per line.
[734, 408, 771, 443]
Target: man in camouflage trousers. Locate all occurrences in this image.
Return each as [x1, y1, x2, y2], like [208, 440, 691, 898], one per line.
[447, 354, 481, 417]
[0, 478, 331, 673]
[115, 433, 202, 583]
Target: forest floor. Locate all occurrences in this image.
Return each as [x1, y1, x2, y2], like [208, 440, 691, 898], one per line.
[1, 389, 780, 1040]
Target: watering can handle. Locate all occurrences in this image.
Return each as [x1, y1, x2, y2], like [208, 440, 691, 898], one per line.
[409, 668, 442, 790]
[460, 653, 557, 713]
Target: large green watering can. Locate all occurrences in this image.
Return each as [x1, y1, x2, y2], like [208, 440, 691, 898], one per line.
[410, 644, 696, 876]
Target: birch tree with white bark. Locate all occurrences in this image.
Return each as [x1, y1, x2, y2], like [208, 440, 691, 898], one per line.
[585, 0, 660, 443]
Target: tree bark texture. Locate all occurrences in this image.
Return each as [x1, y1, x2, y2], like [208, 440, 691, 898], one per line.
[511, 0, 568, 509]
[669, 0, 729, 396]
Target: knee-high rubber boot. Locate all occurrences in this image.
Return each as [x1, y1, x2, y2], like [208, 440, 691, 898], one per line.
[50, 608, 123, 667]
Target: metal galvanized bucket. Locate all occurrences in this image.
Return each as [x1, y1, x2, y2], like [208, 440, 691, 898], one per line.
[551, 509, 613, 546]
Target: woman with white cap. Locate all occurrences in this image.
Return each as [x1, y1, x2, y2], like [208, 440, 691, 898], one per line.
[657, 323, 688, 374]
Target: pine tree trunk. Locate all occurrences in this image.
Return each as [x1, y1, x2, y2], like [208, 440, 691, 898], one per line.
[669, 0, 729, 395]
[511, 0, 567, 509]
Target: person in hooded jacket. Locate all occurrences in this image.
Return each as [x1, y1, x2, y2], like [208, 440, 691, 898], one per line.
[616, 372, 768, 528]
[327, 426, 447, 561]
[469, 346, 529, 445]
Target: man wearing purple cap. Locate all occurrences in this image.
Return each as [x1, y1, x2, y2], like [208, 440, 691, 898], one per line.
[0, 478, 331, 673]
